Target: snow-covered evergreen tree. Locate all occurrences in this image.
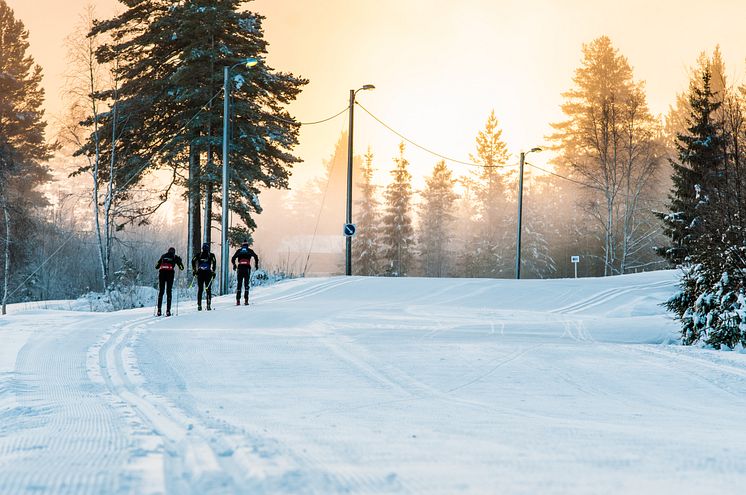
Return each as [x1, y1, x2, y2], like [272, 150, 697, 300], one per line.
[381, 143, 415, 277]
[418, 160, 459, 277]
[0, 0, 54, 313]
[659, 67, 746, 348]
[353, 148, 382, 276]
[657, 68, 724, 269]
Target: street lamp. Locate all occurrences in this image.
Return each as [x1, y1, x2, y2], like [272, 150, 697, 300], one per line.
[515, 147, 542, 280]
[345, 84, 375, 276]
[221, 57, 258, 295]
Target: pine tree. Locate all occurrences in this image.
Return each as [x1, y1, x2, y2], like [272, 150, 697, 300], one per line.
[381, 143, 415, 277]
[0, 0, 54, 313]
[353, 148, 382, 275]
[83, 0, 307, 260]
[418, 160, 458, 277]
[461, 110, 512, 277]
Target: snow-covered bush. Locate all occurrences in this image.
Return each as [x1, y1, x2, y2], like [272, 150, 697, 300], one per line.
[672, 266, 746, 349]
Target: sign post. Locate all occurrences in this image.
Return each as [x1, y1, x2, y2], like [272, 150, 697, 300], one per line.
[571, 255, 580, 278]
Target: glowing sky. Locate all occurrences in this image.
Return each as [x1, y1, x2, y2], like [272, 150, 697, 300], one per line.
[8, 0, 746, 188]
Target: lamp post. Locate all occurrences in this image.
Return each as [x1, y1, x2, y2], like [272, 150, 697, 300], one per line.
[345, 84, 375, 276]
[515, 147, 542, 280]
[221, 58, 258, 295]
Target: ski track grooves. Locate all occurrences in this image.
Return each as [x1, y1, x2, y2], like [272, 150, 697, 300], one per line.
[254, 277, 359, 304]
[94, 315, 280, 493]
[550, 280, 674, 314]
[1, 316, 131, 495]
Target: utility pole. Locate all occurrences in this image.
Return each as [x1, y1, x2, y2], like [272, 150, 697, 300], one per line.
[344, 84, 375, 276]
[221, 58, 258, 295]
[515, 147, 541, 279]
[515, 151, 526, 280]
[345, 89, 354, 276]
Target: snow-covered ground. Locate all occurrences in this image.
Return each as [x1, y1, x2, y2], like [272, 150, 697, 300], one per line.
[2, 270, 746, 494]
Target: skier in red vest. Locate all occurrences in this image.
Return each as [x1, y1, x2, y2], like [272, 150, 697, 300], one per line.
[155, 247, 184, 316]
[231, 240, 259, 305]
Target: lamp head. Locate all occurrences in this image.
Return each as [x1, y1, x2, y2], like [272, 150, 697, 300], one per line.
[529, 147, 542, 153]
[244, 57, 259, 68]
[361, 84, 375, 91]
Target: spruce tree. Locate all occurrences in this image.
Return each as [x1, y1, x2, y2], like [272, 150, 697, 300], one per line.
[83, 0, 307, 259]
[0, 0, 54, 312]
[418, 160, 458, 277]
[353, 148, 382, 276]
[461, 110, 511, 277]
[657, 68, 723, 269]
[658, 67, 738, 346]
[381, 143, 415, 277]
[520, 172, 557, 278]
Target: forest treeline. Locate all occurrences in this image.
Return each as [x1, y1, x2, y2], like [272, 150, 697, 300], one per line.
[260, 38, 721, 282]
[1, 1, 744, 347]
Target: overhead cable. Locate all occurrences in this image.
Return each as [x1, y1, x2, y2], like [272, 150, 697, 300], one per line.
[356, 102, 513, 169]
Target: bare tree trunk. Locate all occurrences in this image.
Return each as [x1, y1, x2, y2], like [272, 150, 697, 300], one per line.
[203, 37, 215, 249]
[605, 195, 613, 276]
[204, 185, 213, 246]
[2, 200, 10, 315]
[103, 95, 118, 287]
[188, 141, 202, 264]
[86, 30, 108, 292]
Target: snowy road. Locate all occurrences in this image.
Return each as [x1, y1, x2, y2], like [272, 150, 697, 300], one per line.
[2, 271, 746, 494]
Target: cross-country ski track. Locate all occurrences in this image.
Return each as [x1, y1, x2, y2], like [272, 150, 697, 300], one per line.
[2, 270, 746, 494]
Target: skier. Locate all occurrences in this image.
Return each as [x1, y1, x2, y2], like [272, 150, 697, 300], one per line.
[231, 240, 259, 306]
[155, 246, 184, 316]
[191, 242, 217, 311]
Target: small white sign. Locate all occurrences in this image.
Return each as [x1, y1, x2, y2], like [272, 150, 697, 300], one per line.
[571, 255, 580, 263]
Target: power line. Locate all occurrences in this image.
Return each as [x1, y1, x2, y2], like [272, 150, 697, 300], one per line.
[302, 148, 337, 277]
[525, 161, 667, 203]
[267, 106, 349, 126]
[356, 102, 514, 169]
[524, 162, 593, 189]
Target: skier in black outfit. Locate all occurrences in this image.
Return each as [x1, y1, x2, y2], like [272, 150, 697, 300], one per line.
[231, 240, 259, 305]
[155, 247, 184, 316]
[191, 243, 217, 311]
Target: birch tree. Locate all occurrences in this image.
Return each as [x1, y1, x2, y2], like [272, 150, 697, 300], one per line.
[61, 5, 120, 292]
[550, 36, 664, 275]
